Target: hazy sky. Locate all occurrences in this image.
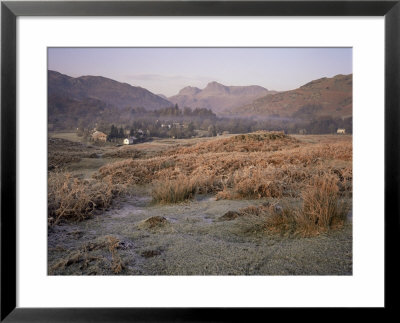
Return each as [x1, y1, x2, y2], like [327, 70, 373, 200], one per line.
[48, 48, 352, 97]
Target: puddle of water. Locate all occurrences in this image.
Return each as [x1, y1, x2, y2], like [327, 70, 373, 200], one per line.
[194, 195, 216, 202]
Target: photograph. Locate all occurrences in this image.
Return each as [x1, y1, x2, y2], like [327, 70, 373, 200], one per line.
[47, 47, 353, 276]
[2, 0, 398, 318]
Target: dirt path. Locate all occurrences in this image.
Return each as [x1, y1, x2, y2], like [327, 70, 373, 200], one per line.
[48, 193, 352, 276]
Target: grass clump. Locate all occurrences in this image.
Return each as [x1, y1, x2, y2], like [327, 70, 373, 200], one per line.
[216, 167, 285, 199]
[296, 175, 349, 235]
[151, 175, 197, 204]
[105, 236, 125, 274]
[49, 235, 125, 275]
[236, 175, 349, 237]
[263, 206, 299, 236]
[48, 172, 125, 225]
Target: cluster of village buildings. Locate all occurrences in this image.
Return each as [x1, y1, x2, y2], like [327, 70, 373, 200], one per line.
[88, 126, 347, 145]
[89, 127, 149, 145]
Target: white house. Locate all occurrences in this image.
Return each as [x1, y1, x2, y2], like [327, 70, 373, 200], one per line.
[123, 136, 137, 145]
[337, 128, 346, 134]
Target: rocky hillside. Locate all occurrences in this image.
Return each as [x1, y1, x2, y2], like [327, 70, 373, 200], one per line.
[232, 74, 352, 119]
[48, 70, 172, 110]
[169, 82, 277, 114]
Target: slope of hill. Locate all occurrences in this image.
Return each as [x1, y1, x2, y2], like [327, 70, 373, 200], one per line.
[48, 70, 172, 110]
[169, 82, 277, 114]
[156, 94, 168, 100]
[233, 74, 352, 119]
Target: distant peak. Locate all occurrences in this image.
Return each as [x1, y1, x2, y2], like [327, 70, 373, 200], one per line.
[178, 86, 201, 95]
[206, 81, 224, 87]
[204, 81, 228, 92]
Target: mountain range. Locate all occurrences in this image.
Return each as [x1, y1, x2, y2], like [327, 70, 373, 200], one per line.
[48, 70, 352, 130]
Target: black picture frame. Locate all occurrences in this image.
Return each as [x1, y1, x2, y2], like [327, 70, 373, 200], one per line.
[1, 1, 399, 321]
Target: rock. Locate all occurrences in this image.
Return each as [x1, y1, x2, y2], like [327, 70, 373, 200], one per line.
[218, 211, 241, 221]
[118, 240, 134, 250]
[274, 205, 283, 214]
[139, 216, 168, 229]
[141, 249, 162, 258]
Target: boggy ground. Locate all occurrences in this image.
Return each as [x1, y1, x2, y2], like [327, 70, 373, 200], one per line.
[48, 132, 352, 275]
[48, 192, 352, 275]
